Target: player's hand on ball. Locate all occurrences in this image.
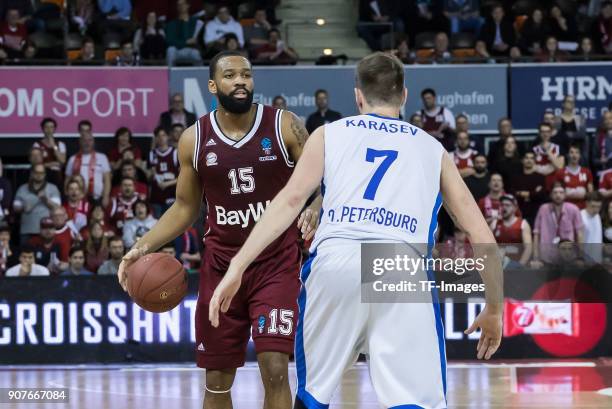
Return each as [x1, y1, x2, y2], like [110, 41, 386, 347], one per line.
[209, 266, 243, 328]
[297, 208, 319, 241]
[464, 304, 502, 360]
[117, 246, 147, 293]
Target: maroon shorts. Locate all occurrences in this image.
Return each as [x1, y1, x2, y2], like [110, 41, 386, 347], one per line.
[195, 257, 301, 369]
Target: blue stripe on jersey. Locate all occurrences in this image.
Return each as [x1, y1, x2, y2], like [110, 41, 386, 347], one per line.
[296, 251, 328, 409]
[426, 191, 448, 401]
[389, 405, 428, 409]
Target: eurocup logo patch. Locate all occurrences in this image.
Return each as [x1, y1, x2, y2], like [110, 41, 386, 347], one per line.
[261, 138, 273, 155]
[258, 315, 266, 334]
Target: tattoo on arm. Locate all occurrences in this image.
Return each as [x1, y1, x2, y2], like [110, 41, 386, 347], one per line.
[290, 114, 309, 148]
[444, 203, 465, 232]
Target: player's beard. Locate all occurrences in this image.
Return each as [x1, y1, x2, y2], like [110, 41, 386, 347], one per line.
[217, 88, 254, 114]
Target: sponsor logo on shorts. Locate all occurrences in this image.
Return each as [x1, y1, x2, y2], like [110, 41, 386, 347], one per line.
[258, 315, 266, 334]
[206, 152, 218, 166]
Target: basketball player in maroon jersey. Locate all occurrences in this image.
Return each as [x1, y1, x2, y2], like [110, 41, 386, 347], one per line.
[118, 51, 321, 409]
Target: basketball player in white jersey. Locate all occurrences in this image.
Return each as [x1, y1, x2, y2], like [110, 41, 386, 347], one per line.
[209, 52, 503, 409]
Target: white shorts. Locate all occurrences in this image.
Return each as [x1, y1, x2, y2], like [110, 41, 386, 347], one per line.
[296, 240, 447, 409]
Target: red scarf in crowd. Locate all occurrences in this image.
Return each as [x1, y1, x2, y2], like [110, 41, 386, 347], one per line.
[72, 152, 97, 195]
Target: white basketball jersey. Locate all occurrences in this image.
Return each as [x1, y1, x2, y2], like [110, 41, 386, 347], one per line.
[311, 113, 446, 250]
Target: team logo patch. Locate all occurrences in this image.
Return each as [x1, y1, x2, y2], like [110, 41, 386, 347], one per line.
[258, 315, 266, 334]
[261, 137, 273, 155]
[206, 152, 218, 166]
[206, 138, 217, 146]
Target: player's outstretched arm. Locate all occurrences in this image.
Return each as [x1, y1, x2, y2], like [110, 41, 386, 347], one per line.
[117, 126, 203, 292]
[209, 126, 325, 327]
[282, 110, 323, 240]
[440, 150, 503, 360]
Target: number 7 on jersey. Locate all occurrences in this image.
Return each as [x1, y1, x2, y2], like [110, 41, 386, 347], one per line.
[363, 149, 398, 201]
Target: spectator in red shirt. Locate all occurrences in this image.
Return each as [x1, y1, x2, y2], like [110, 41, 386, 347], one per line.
[84, 220, 109, 273]
[64, 177, 90, 232]
[28, 217, 67, 275]
[50, 206, 78, 261]
[0, 222, 18, 276]
[595, 111, 612, 168]
[592, 1, 612, 54]
[80, 202, 114, 241]
[111, 161, 148, 198]
[478, 173, 505, 224]
[536, 36, 569, 63]
[108, 127, 143, 171]
[149, 126, 179, 217]
[492, 195, 532, 266]
[598, 167, 612, 200]
[450, 131, 478, 178]
[33, 118, 66, 188]
[533, 122, 565, 191]
[253, 29, 298, 65]
[107, 177, 144, 233]
[0, 8, 28, 59]
[555, 144, 593, 209]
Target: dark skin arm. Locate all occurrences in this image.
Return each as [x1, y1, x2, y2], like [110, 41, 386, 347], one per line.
[117, 126, 202, 291]
[282, 110, 323, 240]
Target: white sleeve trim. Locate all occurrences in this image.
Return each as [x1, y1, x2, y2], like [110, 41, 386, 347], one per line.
[275, 109, 295, 168]
[193, 120, 201, 172]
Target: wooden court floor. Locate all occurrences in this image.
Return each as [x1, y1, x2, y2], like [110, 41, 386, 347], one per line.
[1, 361, 612, 408]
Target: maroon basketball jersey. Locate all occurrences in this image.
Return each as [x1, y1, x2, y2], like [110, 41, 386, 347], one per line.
[195, 104, 300, 271]
[149, 146, 180, 205]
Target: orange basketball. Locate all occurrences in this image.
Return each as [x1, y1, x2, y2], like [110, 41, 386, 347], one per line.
[127, 252, 188, 313]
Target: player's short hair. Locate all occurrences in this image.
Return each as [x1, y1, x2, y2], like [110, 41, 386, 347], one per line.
[356, 52, 404, 107]
[209, 50, 251, 80]
[40, 117, 57, 130]
[421, 88, 436, 98]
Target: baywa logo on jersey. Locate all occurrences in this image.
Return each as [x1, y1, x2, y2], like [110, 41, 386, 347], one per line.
[259, 137, 277, 162]
[258, 315, 266, 334]
[206, 152, 218, 166]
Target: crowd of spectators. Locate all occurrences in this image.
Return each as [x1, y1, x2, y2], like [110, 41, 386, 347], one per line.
[0, 0, 294, 66]
[358, 0, 612, 63]
[0, 83, 611, 277]
[0, 93, 203, 277]
[417, 86, 612, 266]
